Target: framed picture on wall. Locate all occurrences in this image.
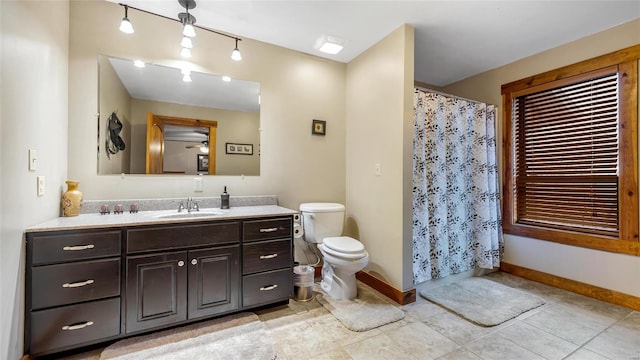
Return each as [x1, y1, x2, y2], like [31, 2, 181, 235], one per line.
[226, 143, 253, 155]
[312, 119, 326, 135]
[197, 154, 209, 172]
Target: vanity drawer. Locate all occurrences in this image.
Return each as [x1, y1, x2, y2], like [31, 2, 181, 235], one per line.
[31, 258, 120, 310]
[242, 268, 292, 308]
[30, 230, 121, 265]
[243, 239, 292, 274]
[243, 218, 292, 242]
[127, 221, 241, 253]
[30, 297, 120, 356]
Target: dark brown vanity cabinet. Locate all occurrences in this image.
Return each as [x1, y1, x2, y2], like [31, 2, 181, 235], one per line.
[25, 214, 294, 358]
[125, 221, 241, 334]
[25, 229, 122, 357]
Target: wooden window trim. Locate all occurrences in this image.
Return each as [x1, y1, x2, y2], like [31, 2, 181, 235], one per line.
[501, 45, 640, 256]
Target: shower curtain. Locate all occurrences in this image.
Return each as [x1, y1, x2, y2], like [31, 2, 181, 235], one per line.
[412, 88, 503, 284]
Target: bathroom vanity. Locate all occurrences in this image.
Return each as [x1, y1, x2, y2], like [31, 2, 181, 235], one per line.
[24, 204, 296, 357]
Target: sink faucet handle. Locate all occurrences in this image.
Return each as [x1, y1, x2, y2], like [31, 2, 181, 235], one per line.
[193, 201, 200, 211]
[178, 200, 185, 212]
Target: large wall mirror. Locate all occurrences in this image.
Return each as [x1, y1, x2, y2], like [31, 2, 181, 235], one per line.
[97, 54, 261, 176]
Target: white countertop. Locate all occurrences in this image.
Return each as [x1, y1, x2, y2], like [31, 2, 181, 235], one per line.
[26, 205, 298, 232]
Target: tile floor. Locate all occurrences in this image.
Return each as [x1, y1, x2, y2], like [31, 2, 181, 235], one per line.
[60, 271, 640, 360]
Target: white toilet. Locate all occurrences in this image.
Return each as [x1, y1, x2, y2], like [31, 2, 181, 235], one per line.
[299, 203, 369, 300]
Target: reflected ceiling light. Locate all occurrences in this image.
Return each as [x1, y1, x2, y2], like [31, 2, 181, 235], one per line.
[133, 60, 145, 68]
[316, 35, 345, 55]
[118, 1, 243, 61]
[231, 38, 242, 61]
[181, 47, 192, 58]
[222, 76, 231, 82]
[119, 5, 134, 34]
[183, 73, 192, 82]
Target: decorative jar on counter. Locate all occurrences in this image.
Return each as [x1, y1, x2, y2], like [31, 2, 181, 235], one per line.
[61, 180, 83, 217]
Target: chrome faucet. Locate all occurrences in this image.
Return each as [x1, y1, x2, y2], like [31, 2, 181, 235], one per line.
[178, 197, 200, 213]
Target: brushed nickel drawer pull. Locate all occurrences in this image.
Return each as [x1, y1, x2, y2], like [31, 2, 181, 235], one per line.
[259, 227, 279, 233]
[62, 279, 95, 288]
[259, 284, 278, 291]
[62, 244, 95, 251]
[62, 321, 94, 331]
[259, 253, 278, 260]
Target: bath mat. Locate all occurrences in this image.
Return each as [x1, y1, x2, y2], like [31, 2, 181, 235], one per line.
[316, 282, 405, 331]
[100, 312, 276, 360]
[420, 277, 545, 326]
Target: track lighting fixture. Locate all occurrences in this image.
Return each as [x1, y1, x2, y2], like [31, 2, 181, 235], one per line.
[119, 5, 134, 34]
[231, 38, 242, 61]
[118, 1, 243, 61]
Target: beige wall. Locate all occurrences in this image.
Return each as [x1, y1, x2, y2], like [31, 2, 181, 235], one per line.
[69, 1, 346, 208]
[345, 25, 415, 291]
[128, 99, 260, 176]
[98, 54, 131, 175]
[443, 19, 640, 297]
[0, 1, 70, 359]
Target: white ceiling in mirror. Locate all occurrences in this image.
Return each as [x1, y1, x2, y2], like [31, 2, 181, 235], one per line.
[107, 57, 260, 112]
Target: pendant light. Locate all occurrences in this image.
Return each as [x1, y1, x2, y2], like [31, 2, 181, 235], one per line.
[231, 38, 242, 61]
[119, 5, 134, 34]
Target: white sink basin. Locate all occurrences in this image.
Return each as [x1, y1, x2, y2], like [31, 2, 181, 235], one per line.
[153, 210, 224, 219]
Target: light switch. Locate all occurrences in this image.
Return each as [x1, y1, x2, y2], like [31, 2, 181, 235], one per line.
[37, 176, 45, 196]
[29, 149, 37, 171]
[194, 177, 203, 192]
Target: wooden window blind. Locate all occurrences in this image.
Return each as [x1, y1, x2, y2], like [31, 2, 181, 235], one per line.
[501, 45, 639, 255]
[513, 70, 619, 236]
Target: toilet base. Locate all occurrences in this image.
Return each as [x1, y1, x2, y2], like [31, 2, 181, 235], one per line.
[320, 263, 358, 300]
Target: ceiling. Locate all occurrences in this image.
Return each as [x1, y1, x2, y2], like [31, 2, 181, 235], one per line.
[111, 1, 639, 87]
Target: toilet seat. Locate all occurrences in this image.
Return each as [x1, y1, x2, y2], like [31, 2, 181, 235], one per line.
[322, 236, 366, 259]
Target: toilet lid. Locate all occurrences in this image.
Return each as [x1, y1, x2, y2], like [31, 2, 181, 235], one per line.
[323, 236, 365, 255]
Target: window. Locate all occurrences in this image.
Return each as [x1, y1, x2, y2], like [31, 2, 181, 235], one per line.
[501, 45, 639, 255]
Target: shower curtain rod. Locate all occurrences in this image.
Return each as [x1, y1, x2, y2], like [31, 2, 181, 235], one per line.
[415, 86, 486, 105]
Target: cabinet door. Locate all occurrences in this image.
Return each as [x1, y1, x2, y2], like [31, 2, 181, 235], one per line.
[188, 246, 240, 319]
[126, 252, 187, 333]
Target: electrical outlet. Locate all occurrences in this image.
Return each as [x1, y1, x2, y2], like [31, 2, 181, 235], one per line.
[37, 176, 45, 196]
[193, 177, 203, 192]
[375, 163, 381, 176]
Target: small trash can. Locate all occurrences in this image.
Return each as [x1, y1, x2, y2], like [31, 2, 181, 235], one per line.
[293, 265, 315, 302]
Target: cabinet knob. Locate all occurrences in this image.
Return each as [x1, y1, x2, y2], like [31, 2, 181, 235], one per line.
[177, 260, 185, 267]
[191, 259, 198, 265]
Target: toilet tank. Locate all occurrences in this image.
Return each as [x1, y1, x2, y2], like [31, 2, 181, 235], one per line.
[299, 203, 345, 244]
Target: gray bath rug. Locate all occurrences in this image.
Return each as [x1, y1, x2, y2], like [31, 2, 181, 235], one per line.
[100, 312, 276, 360]
[420, 277, 545, 326]
[316, 282, 405, 331]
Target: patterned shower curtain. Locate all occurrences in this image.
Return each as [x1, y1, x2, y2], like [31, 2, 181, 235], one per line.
[412, 88, 503, 284]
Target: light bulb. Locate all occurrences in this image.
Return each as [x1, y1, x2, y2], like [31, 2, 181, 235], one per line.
[181, 36, 193, 49]
[181, 47, 192, 58]
[183, 74, 192, 82]
[231, 48, 242, 61]
[200, 146, 209, 154]
[183, 24, 196, 38]
[133, 60, 145, 68]
[119, 18, 134, 34]
[222, 76, 231, 82]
